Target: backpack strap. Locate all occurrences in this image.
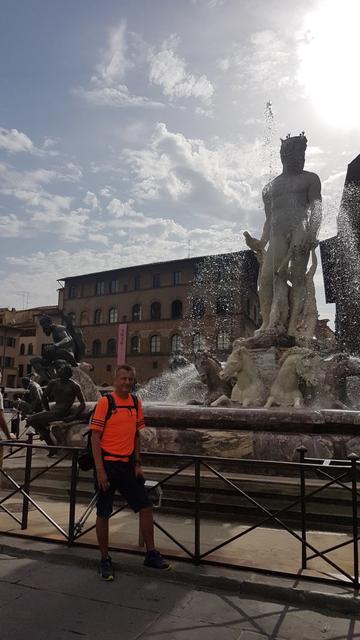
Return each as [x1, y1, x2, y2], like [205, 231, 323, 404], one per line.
[130, 393, 139, 416]
[104, 392, 117, 423]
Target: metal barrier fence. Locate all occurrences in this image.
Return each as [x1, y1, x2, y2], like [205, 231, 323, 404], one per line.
[0, 438, 359, 589]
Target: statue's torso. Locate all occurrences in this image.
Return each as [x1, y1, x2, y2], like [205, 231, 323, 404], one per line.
[51, 325, 74, 351]
[51, 379, 78, 411]
[265, 171, 318, 234]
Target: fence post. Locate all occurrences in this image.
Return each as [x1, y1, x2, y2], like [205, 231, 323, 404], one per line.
[348, 453, 359, 589]
[297, 445, 308, 570]
[21, 436, 33, 530]
[194, 459, 201, 564]
[68, 450, 78, 545]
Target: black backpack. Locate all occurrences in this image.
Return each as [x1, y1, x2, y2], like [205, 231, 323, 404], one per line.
[78, 393, 139, 472]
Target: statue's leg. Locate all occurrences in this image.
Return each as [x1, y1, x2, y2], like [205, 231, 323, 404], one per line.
[27, 411, 58, 454]
[267, 237, 290, 332]
[256, 250, 275, 333]
[288, 249, 309, 337]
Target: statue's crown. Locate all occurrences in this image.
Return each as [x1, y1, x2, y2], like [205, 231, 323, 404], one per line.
[280, 131, 307, 152]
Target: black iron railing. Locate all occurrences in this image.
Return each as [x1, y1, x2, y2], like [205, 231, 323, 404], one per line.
[0, 438, 359, 589]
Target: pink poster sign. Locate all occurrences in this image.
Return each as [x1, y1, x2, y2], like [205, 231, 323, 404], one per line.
[117, 323, 128, 365]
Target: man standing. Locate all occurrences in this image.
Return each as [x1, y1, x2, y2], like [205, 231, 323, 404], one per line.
[0, 372, 15, 479]
[91, 364, 169, 580]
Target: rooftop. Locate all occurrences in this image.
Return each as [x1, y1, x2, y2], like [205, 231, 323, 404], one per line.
[59, 249, 254, 282]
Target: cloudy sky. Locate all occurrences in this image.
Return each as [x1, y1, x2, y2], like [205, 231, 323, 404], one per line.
[1, 0, 359, 321]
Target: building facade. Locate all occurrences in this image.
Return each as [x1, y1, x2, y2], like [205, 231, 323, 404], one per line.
[59, 252, 259, 385]
[0, 309, 20, 388]
[321, 154, 360, 353]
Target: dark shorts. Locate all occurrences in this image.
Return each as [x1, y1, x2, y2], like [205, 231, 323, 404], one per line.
[95, 460, 152, 519]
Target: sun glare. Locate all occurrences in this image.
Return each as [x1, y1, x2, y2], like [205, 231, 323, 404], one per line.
[297, 0, 360, 130]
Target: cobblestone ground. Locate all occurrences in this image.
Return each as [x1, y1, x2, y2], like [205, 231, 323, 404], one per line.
[0, 554, 359, 640]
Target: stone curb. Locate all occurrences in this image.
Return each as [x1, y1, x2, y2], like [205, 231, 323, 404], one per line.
[0, 537, 359, 617]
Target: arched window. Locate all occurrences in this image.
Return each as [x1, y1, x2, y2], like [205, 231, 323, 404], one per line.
[95, 281, 105, 296]
[150, 335, 161, 353]
[107, 338, 117, 356]
[94, 309, 102, 324]
[171, 334, 182, 353]
[131, 336, 140, 354]
[171, 300, 182, 319]
[80, 311, 89, 326]
[193, 333, 206, 352]
[28, 343, 33, 356]
[150, 302, 161, 320]
[132, 304, 141, 322]
[217, 331, 231, 351]
[92, 339, 101, 356]
[67, 312, 76, 323]
[20, 343, 25, 355]
[192, 298, 205, 318]
[109, 308, 118, 324]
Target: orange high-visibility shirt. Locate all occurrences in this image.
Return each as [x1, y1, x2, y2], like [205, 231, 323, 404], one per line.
[90, 392, 145, 461]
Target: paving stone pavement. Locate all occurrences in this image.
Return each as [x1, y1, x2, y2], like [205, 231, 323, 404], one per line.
[0, 553, 359, 640]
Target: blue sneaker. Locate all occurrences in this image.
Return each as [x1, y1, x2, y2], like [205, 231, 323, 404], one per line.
[99, 556, 114, 581]
[144, 549, 170, 570]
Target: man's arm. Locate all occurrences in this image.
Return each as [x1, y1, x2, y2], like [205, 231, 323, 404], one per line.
[91, 431, 109, 491]
[90, 396, 109, 492]
[260, 185, 272, 247]
[0, 409, 11, 439]
[134, 431, 143, 477]
[73, 383, 86, 418]
[42, 381, 53, 411]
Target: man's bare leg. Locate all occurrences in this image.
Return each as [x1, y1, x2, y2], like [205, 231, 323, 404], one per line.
[139, 507, 155, 551]
[258, 239, 289, 334]
[96, 516, 110, 559]
[288, 250, 309, 337]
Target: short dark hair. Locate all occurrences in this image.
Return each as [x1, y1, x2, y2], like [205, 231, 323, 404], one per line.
[115, 364, 136, 377]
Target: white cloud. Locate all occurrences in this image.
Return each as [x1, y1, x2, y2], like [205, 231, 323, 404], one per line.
[148, 36, 214, 104]
[83, 190, 99, 210]
[0, 127, 34, 153]
[95, 22, 131, 85]
[0, 214, 23, 237]
[217, 30, 295, 92]
[123, 122, 263, 215]
[3, 221, 248, 307]
[99, 186, 113, 198]
[75, 23, 163, 109]
[87, 233, 110, 246]
[191, 0, 225, 7]
[107, 198, 138, 217]
[77, 84, 163, 109]
[0, 162, 91, 240]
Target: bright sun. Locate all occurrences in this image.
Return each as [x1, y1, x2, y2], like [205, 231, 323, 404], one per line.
[297, 0, 360, 130]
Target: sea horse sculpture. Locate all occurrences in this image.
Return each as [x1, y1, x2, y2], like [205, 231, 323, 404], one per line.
[218, 343, 267, 407]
